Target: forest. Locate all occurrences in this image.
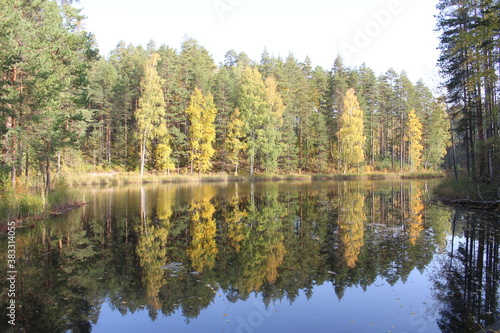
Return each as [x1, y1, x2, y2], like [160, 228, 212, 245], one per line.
[0, 0, 499, 192]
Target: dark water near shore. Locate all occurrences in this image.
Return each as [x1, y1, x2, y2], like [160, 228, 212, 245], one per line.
[1, 180, 499, 332]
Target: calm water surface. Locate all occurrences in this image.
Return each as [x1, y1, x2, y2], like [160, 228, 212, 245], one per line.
[1, 180, 499, 332]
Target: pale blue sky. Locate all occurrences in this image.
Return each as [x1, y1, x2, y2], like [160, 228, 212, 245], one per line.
[79, 0, 440, 89]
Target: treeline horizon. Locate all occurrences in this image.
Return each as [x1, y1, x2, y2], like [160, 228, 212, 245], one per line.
[82, 39, 452, 177]
[0, 0, 467, 191]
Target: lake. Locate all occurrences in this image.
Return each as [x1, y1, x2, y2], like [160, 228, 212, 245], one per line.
[1, 180, 499, 332]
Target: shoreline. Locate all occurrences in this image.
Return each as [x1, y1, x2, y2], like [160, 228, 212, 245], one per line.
[63, 171, 446, 186]
[0, 171, 446, 227]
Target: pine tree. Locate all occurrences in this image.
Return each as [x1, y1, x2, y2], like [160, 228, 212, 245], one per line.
[180, 37, 216, 93]
[0, 0, 97, 190]
[312, 65, 332, 171]
[377, 69, 399, 169]
[156, 44, 189, 171]
[136, 53, 173, 177]
[330, 56, 350, 139]
[406, 109, 424, 172]
[108, 42, 148, 170]
[357, 64, 379, 168]
[437, 0, 500, 180]
[423, 102, 450, 170]
[337, 88, 366, 173]
[212, 66, 237, 170]
[87, 59, 118, 168]
[261, 76, 284, 173]
[185, 88, 217, 174]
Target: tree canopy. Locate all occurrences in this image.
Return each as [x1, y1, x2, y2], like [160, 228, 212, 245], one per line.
[0, 0, 457, 183]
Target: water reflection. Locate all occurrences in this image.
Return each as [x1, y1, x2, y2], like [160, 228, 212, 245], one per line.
[431, 210, 500, 332]
[1, 180, 499, 332]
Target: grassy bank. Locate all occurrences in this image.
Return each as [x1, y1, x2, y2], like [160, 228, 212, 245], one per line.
[0, 170, 445, 225]
[61, 170, 446, 186]
[0, 180, 86, 225]
[433, 177, 500, 202]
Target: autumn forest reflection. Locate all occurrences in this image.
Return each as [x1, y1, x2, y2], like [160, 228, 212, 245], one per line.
[1, 180, 499, 332]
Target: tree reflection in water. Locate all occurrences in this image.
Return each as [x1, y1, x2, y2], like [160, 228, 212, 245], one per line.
[0, 180, 498, 332]
[431, 210, 500, 332]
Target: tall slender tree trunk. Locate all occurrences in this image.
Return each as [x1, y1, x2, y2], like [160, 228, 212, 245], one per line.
[140, 134, 147, 177]
[465, 124, 471, 178]
[124, 115, 128, 166]
[468, 115, 476, 179]
[450, 118, 458, 181]
[250, 155, 254, 176]
[25, 151, 29, 181]
[476, 82, 485, 180]
[8, 116, 17, 188]
[106, 118, 112, 167]
[46, 157, 51, 192]
[11, 166, 16, 188]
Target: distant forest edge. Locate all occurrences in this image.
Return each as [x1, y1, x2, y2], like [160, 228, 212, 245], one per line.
[0, 0, 499, 192]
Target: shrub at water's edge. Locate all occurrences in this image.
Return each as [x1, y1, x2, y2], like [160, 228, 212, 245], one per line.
[433, 177, 500, 209]
[433, 178, 499, 201]
[0, 177, 86, 225]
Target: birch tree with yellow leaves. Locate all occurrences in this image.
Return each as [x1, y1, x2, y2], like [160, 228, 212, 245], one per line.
[136, 53, 174, 176]
[337, 88, 366, 173]
[186, 88, 217, 173]
[226, 109, 247, 175]
[407, 109, 424, 172]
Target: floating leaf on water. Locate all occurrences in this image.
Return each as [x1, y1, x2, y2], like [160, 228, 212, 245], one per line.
[410, 312, 417, 315]
[223, 313, 229, 316]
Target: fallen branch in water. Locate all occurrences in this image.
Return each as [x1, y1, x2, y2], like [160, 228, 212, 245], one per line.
[49, 202, 87, 217]
[444, 198, 500, 211]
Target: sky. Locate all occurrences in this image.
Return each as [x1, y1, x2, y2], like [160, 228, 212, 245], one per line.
[78, 0, 442, 90]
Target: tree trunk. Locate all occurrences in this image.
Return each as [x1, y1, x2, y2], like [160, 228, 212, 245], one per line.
[46, 157, 51, 192]
[106, 119, 112, 168]
[11, 166, 16, 188]
[140, 134, 146, 177]
[450, 118, 458, 181]
[25, 152, 29, 181]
